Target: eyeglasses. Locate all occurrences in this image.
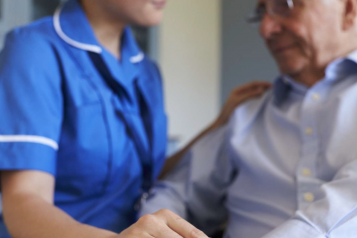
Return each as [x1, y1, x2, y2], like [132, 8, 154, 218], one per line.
[247, 0, 296, 23]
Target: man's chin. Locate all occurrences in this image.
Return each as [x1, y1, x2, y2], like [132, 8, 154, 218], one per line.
[276, 61, 304, 77]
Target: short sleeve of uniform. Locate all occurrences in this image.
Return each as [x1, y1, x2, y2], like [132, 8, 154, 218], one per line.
[0, 29, 63, 176]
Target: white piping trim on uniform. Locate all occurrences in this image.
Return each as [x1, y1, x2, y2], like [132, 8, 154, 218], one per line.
[130, 52, 144, 63]
[53, 6, 102, 54]
[53, 4, 144, 63]
[0, 135, 59, 150]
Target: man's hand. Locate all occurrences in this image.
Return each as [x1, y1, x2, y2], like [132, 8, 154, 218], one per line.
[119, 209, 208, 238]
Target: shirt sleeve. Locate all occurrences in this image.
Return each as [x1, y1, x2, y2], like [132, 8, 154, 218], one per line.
[262, 160, 357, 238]
[0, 29, 63, 176]
[139, 125, 237, 235]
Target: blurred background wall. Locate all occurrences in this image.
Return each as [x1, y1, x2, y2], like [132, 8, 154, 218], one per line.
[0, 0, 278, 151]
[160, 0, 221, 147]
[0, 0, 32, 46]
[221, 0, 278, 103]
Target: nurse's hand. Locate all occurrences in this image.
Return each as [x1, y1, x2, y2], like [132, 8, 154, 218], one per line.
[212, 81, 271, 128]
[118, 209, 208, 238]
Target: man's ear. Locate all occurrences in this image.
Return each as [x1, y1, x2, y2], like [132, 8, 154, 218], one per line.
[343, 0, 357, 30]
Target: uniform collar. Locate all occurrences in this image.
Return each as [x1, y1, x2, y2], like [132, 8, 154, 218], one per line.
[273, 48, 357, 105]
[53, 0, 144, 63]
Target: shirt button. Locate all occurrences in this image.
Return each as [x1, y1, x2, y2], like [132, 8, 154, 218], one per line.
[305, 128, 313, 135]
[304, 193, 315, 202]
[312, 93, 320, 101]
[302, 168, 311, 177]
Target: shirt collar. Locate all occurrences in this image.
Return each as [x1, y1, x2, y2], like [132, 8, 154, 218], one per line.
[324, 49, 357, 81]
[273, 48, 357, 105]
[53, 0, 144, 63]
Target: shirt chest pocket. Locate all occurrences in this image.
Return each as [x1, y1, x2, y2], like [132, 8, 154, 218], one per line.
[56, 75, 110, 198]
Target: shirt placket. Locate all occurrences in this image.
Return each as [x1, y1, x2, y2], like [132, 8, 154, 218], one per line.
[296, 85, 327, 210]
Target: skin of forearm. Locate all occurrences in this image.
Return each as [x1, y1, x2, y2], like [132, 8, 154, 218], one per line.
[2, 193, 118, 238]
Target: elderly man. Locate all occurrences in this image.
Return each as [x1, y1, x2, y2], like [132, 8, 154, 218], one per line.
[140, 0, 357, 237]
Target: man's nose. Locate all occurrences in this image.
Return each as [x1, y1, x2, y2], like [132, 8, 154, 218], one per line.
[260, 14, 283, 39]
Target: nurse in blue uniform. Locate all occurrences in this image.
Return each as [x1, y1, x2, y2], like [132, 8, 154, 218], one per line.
[0, 0, 270, 237]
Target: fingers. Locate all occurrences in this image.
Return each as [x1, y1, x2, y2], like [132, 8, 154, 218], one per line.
[144, 213, 184, 238]
[229, 84, 267, 105]
[121, 210, 208, 238]
[212, 81, 271, 128]
[226, 86, 267, 116]
[233, 87, 266, 106]
[155, 209, 208, 238]
[231, 81, 271, 95]
[125, 213, 182, 238]
[245, 81, 272, 89]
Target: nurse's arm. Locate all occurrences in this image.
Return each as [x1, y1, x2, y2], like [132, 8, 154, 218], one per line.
[1, 171, 208, 238]
[160, 81, 271, 178]
[1, 170, 118, 238]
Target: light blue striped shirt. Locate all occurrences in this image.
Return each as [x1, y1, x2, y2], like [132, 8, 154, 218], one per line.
[140, 50, 357, 238]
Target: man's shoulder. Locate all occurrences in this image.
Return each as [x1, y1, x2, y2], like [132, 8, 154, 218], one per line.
[229, 90, 273, 134]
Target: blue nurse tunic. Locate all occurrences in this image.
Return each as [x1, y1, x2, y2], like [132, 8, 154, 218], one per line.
[0, 0, 167, 236]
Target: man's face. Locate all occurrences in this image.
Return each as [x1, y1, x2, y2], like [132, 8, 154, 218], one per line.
[96, 0, 167, 26]
[259, 0, 345, 77]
